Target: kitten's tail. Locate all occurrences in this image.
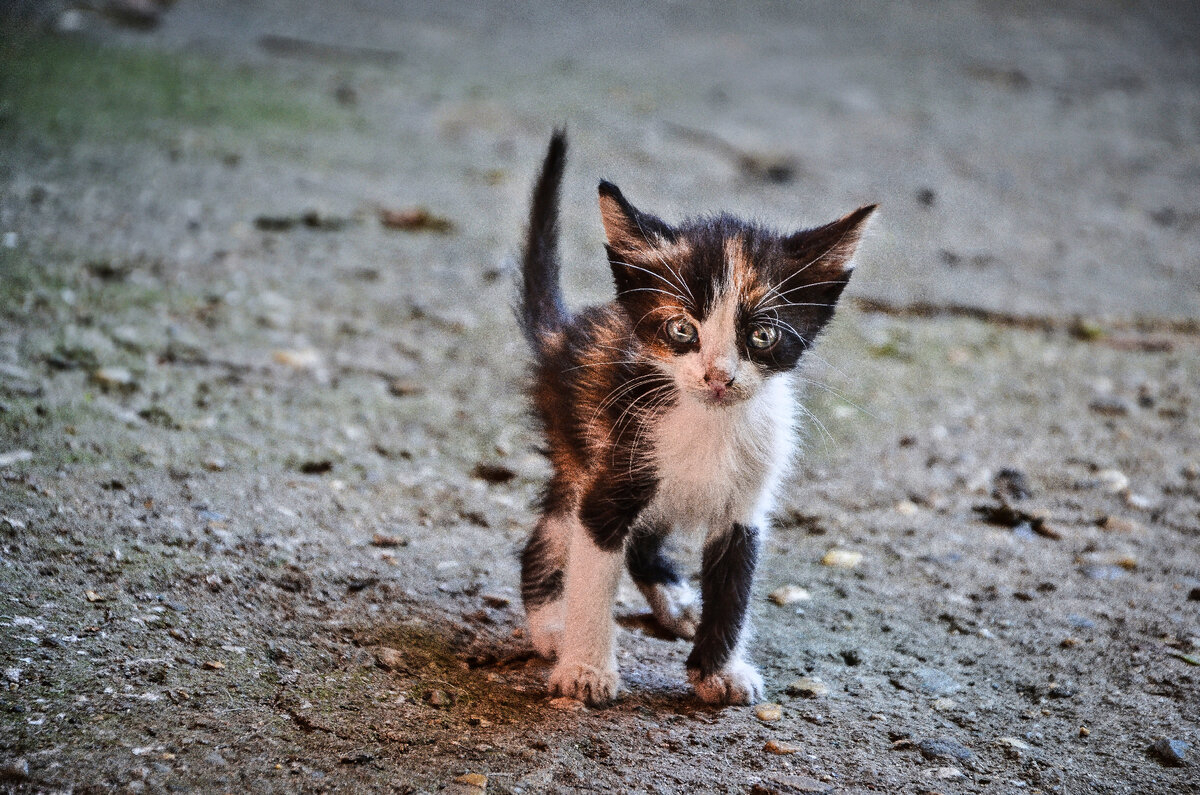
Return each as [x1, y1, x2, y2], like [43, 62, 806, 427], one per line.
[520, 129, 569, 353]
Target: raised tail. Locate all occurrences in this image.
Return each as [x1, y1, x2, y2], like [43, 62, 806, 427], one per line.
[520, 129, 569, 352]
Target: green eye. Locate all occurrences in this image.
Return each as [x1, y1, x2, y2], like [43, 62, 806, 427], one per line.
[747, 324, 780, 350]
[666, 318, 698, 344]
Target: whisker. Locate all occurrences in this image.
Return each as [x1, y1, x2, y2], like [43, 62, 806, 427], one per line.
[609, 259, 692, 308]
[629, 216, 697, 306]
[793, 376, 881, 422]
[795, 400, 834, 454]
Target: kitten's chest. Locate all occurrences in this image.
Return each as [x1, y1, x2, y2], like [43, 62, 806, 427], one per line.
[647, 377, 796, 530]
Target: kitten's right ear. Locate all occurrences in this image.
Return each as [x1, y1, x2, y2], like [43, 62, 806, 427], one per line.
[598, 181, 674, 257]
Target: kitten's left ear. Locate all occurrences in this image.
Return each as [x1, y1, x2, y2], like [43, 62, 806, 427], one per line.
[782, 204, 877, 286]
[598, 180, 675, 257]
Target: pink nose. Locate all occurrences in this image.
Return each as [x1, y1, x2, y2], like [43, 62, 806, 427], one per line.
[704, 369, 734, 399]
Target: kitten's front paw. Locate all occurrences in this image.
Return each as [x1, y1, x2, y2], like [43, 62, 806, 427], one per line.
[688, 659, 764, 705]
[549, 660, 620, 706]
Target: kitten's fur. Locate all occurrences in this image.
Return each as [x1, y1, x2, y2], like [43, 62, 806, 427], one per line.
[518, 131, 874, 706]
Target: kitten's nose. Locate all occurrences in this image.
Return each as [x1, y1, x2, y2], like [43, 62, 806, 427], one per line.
[704, 369, 735, 399]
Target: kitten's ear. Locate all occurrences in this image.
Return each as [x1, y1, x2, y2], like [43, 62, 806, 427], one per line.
[598, 181, 674, 257]
[782, 204, 877, 288]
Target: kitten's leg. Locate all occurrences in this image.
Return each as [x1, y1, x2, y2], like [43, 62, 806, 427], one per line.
[548, 476, 654, 705]
[548, 516, 625, 705]
[521, 514, 569, 658]
[626, 529, 699, 639]
[686, 522, 764, 705]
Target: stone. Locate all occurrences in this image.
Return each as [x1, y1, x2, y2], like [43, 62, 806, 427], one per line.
[750, 775, 833, 794]
[821, 549, 863, 568]
[374, 647, 405, 671]
[455, 772, 488, 789]
[1096, 469, 1129, 493]
[763, 739, 802, 755]
[0, 450, 34, 467]
[91, 366, 137, 392]
[914, 667, 962, 696]
[548, 696, 584, 711]
[785, 677, 829, 699]
[1149, 738, 1189, 767]
[768, 585, 812, 606]
[996, 736, 1031, 752]
[917, 737, 973, 763]
[755, 703, 783, 721]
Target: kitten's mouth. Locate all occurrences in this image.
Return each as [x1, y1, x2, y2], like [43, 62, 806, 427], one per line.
[695, 386, 748, 407]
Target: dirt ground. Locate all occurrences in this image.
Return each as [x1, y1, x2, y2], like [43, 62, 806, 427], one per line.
[1, 1, 1198, 793]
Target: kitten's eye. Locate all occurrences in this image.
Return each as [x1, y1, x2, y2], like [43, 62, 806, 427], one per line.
[746, 324, 780, 350]
[666, 318, 698, 344]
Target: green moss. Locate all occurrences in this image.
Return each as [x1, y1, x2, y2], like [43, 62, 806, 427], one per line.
[0, 33, 342, 147]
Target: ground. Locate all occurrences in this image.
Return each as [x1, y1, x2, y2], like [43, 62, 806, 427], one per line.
[1, 1, 1198, 793]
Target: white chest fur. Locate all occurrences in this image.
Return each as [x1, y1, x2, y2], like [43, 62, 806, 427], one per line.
[645, 373, 797, 534]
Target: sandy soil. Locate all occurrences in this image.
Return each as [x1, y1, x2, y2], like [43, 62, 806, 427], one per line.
[1, 1, 1198, 793]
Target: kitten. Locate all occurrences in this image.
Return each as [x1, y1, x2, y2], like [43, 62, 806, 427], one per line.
[518, 130, 874, 706]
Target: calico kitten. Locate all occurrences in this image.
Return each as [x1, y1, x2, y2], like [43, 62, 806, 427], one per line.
[518, 130, 874, 706]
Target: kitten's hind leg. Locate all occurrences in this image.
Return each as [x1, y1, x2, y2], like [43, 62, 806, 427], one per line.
[626, 529, 699, 640]
[521, 514, 569, 659]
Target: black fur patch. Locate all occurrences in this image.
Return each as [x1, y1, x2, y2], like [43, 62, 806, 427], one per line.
[686, 523, 760, 678]
[520, 518, 564, 608]
[579, 468, 658, 552]
[625, 527, 682, 587]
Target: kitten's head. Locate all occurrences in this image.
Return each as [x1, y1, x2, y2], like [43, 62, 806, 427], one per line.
[599, 181, 875, 407]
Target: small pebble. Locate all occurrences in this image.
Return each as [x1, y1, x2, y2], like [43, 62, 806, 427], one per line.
[1089, 397, 1131, 417]
[785, 677, 829, 699]
[272, 348, 323, 370]
[916, 737, 973, 763]
[455, 772, 488, 789]
[374, 647, 405, 671]
[1, 758, 29, 780]
[1149, 738, 1189, 767]
[768, 585, 812, 606]
[1098, 515, 1141, 533]
[763, 739, 801, 755]
[547, 696, 584, 711]
[929, 766, 965, 780]
[894, 499, 918, 516]
[91, 367, 137, 392]
[1124, 492, 1153, 510]
[427, 689, 451, 707]
[0, 450, 34, 467]
[750, 775, 832, 794]
[820, 549, 863, 568]
[1096, 469, 1129, 493]
[201, 660, 225, 671]
[755, 703, 783, 721]
[1079, 726, 1090, 737]
[995, 736, 1031, 751]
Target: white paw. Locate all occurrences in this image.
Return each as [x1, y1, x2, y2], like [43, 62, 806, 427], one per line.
[526, 602, 563, 659]
[549, 660, 620, 706]
[644, 581, 700, 640]
[688, 659, 764, 705]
